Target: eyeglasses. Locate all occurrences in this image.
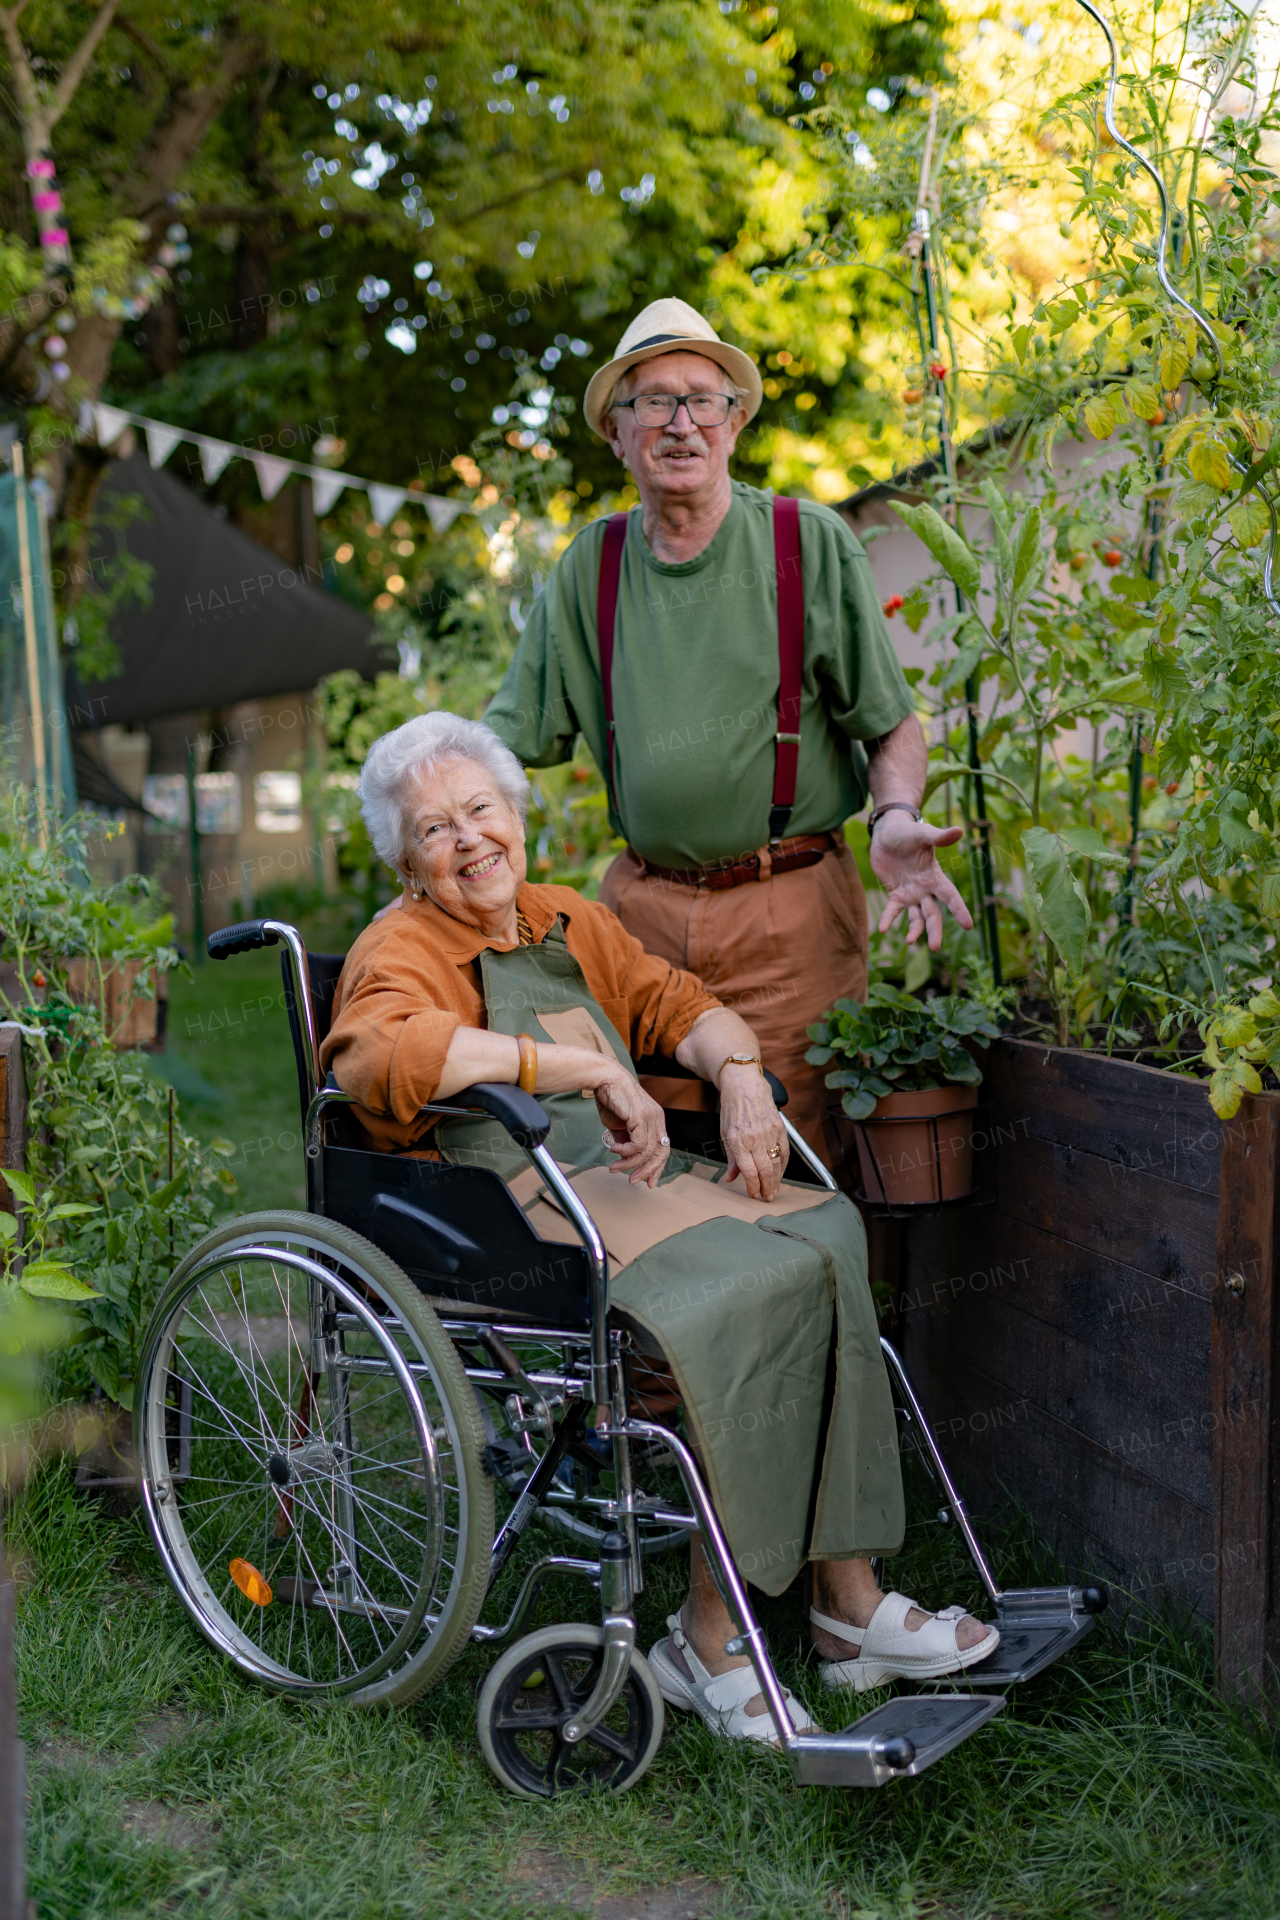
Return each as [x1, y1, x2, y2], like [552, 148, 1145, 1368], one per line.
[610, 391, 736, 428]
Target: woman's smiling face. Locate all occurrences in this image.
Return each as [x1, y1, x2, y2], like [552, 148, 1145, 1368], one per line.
[399, 755, 527, 934]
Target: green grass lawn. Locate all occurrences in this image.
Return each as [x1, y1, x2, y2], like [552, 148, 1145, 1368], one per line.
[146, 949, 310, 1215]
[13, 1447, 1280, 1920]
[14, 941, 1280, 1917]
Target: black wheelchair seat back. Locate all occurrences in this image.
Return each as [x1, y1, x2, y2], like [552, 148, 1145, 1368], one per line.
[278, 940, 593, 1327]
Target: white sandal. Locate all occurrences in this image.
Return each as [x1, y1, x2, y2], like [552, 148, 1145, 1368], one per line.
[811, 1591, 1000, 1694]
[648, 1613, 816, 1743]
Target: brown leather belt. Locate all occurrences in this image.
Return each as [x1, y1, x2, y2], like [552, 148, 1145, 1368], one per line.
[636, 831, 839, 891]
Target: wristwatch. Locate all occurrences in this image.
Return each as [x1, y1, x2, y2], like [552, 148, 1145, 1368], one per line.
[718, 1052, 763, 1086]
[867, 802, 924, 837]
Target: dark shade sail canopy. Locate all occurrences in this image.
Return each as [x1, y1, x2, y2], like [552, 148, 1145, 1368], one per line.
[82, 453, 382, 726]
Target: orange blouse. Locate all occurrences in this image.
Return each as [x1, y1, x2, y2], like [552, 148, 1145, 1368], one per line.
[320, 882, 721, 1154]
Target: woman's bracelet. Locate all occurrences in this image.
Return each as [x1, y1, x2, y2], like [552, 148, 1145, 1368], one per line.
[515, 1032, 539, 1094]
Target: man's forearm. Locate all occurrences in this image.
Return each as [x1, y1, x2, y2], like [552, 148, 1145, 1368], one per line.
[865, 712, 927, 809]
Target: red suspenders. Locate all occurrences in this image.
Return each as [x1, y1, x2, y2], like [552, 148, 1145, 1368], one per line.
[595, 496, 805, 846]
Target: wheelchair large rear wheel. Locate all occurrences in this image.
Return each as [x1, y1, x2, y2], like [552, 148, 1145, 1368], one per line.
[137, 1212, 493, 1707]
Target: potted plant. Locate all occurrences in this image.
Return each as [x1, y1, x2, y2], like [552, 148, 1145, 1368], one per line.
[806, 985, 1003, 1205]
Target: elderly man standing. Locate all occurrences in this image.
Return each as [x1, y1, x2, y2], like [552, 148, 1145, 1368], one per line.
[485, 298, 972, 1153]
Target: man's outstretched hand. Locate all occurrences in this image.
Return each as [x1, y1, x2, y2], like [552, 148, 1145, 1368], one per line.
[870, 810, 974, 951]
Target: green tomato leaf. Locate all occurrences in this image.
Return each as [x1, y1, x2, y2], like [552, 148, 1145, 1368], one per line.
[1082, 389, 1125, 439]
[1187, 436, 1232, 490]
[889, 500, 980, 601]
[1125, 379, 1162, 421]
[48, 1203, 99, 1220]
[1209, 1066, 1244, 1120]
[1217, 788, 1263, 854]
[1058, 825, 1129, 870]
[1012, 505, 1044, 596]
[19, 1261, 101, 1300]
[147, 1171, 186, 1212]
[1, 1169, 35, 1207]
[1021, 826, 1089, 974]
[1227, 493, 1269, 549]
[1215, 1006, 1258, 1048]
[1094, 672, 1147, 707]
[0, 1213, 18, 1243]
[1159, 338, 1189, 388]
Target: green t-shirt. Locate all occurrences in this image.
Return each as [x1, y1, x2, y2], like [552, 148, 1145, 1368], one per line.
[485, 480, 914, 870]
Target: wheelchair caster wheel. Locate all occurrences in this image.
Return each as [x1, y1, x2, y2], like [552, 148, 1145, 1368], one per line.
[477, 1624, 664, 1799]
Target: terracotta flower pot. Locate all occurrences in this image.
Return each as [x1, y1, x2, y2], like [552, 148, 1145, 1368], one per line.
[848, 1083, 979, 1206]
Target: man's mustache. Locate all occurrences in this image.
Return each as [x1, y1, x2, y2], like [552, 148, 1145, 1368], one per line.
[652, 432, 710, 456]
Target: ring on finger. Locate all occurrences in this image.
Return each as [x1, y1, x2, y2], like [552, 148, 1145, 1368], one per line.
[767, 1144, 782, 1160]
[659, 1133, 670, 1147]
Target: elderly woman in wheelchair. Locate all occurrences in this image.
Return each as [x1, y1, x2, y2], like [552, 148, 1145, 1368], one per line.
[135, 710, 1006, 1799]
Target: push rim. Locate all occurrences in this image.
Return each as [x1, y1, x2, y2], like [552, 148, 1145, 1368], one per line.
[139, 1234, 464, 1698]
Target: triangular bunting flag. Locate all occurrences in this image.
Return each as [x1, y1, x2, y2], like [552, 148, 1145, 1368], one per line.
[424, 495, 469, 536]
[252, 454, 292, 501]
[94, 403, 131, 446]
[367, 483, 407, 527]
[312, 470, 349, 516]
[199, 439, 235, 484]
[145, 423, 183, 469]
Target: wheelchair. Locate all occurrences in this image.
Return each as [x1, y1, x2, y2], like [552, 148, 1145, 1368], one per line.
[135, 918, 1106, 1797]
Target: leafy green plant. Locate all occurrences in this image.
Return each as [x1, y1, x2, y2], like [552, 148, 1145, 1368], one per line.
[805, 984, 1004, 1120]
[0, 791, 235, 1408]
[781, 5, 1280, 1097]
[0, 1169, 99, 1303]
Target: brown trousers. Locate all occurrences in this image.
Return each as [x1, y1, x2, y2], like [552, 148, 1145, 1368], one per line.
[600, 841, 869, 1157]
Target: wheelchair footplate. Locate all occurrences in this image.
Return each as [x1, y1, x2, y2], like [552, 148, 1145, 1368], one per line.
[960, 1584, 1107, 1687]
[788, 1691, 1005, 1788]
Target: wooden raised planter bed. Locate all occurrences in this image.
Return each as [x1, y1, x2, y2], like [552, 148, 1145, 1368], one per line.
[898, 1037, 1280, 1699]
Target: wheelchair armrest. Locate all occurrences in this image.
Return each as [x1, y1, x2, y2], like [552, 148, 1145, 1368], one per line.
[422, 1082, 552, 1148]
[208, 919, 280, 959]
[634, 1053, 789, 1110]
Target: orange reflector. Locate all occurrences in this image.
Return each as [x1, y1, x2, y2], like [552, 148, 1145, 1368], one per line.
[229, 1558, 273, 1607]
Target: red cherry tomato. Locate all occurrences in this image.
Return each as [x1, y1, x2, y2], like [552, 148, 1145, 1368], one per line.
[882, 598, 897, 618]
[929, 362, 949, 379]
[1103, 549, 1123, 566]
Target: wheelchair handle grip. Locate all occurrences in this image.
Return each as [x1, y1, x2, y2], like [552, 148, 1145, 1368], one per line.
[438, 1081, 552, 1148]
[208, 920, 280, 960]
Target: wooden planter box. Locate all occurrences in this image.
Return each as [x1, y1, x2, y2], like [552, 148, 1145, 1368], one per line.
[65, 956, 167, 1049]
[899, 1037, 1280, 1700]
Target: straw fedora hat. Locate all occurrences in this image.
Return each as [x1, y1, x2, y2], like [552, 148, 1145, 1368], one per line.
[583, 298, 763, 436]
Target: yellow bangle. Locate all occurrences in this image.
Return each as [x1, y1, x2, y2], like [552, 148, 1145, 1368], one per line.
[516, 1032, 539, 1095]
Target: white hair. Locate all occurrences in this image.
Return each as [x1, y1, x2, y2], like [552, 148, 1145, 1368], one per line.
[358, 712, 531, 868]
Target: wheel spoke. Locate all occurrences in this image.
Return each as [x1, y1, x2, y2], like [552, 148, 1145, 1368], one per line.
[584, 1721, 636, 1762]
[142, 1236, 484, 1701]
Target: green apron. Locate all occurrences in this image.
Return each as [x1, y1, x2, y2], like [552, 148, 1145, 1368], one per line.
[434, 920, 904, 1594]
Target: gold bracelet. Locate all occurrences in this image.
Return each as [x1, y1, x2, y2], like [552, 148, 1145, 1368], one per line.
[515, 1033, 539, 1095]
